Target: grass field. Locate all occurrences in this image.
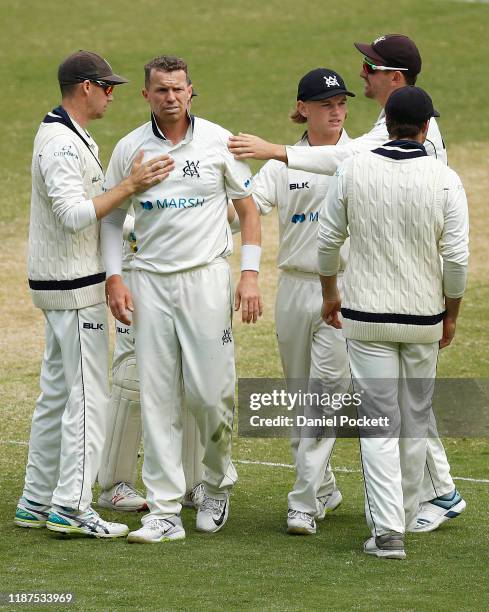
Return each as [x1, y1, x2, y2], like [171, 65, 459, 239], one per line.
[1, 1, 489, 610]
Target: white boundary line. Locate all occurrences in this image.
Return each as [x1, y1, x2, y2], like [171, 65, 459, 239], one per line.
[235, 459, 489, 484]
[3, 440, 488, 484]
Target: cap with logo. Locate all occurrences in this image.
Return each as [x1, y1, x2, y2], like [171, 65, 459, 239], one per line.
[354, 34, 422, 76]
[58, 50, 128, 86]
[297, 68, 355, 102]
[385, 86, 440, 125]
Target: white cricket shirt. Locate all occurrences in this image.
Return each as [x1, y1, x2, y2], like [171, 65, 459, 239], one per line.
[104, 115, 252, 274]
[252, 130, 350, 274]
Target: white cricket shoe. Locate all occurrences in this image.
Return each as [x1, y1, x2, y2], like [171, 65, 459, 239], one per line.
[316, 488, 343, 521]
[98, 482, 148, 512]
[46, 506, 129, 538]
[14, 497, 50, 529]
[127, 516, 185, 544]
[364, 532, 406, 560]
[410, 489, 466, 533]
[196, 493, 229, 533]
[182, 483, 205, 509]
[287, 509, 316, 535]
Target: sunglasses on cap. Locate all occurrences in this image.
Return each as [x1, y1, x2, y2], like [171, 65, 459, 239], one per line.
[75, 77, 114, 95]
[362, 57, 409, 74]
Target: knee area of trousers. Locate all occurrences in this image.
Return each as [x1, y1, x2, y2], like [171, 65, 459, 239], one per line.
[113, 358, 139, 397]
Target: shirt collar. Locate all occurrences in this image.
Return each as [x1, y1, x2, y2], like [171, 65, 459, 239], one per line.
[372, 139, 427, 160]
[42, 105, 101, 169]
[151, 112, 195, 142]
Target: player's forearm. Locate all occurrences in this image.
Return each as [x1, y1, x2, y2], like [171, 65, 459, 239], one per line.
[234, 197, 261, 246]
[101, 209, 126, 278]
[52, 197, 97, 234]
[286, 144, 344, 175]
[443, 261, 468, 299]
[320, 274, 339, 300]
[444, 296, 462, 320]
[93, 177, 138, 220]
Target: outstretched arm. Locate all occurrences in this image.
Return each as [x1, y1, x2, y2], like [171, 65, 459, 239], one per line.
[228, 133, 287, 162]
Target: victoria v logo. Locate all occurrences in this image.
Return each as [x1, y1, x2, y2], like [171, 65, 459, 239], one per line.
[183, 160, 200, 178]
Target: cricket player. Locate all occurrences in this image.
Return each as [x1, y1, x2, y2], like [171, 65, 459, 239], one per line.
[15, 50, 173, 538]
[228, 34, 466, 532]
[98, 89, 206, 513]
[229, 68, 353, 535]
[97, 210, 205, 512]
[101, 55, 262, 543]
[318, 86, 469, 558]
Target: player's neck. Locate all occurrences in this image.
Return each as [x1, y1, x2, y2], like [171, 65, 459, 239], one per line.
[61, 99, 90, 129]
[155, 115, 190, 145]
[307, 128, 342, 146]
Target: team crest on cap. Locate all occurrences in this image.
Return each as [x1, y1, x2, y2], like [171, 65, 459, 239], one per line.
[323, 75, 340, 88]
[373, 35, 386, 45]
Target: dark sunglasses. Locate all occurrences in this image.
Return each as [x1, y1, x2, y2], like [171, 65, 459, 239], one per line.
[76, 77, 114, 95]
[91, 80, 114, 95]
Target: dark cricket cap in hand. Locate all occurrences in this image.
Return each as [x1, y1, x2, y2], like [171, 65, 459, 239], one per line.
[354, 34, 422, 76]
[297, 68, 355, 101]
[385, 86, 440, 124]
[58, 50, 128, 85]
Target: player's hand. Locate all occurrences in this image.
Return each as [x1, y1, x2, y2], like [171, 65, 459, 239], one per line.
[127, 150, 175, 193]
[106, 275, 134, 325]
[235, 271, 263, 324]
[439, 316, 456, 349]
[228, 133, 287, 162]
[321, 295, 342, 329]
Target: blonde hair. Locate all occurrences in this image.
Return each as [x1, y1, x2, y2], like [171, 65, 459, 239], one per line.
[289, 107, 307, 124]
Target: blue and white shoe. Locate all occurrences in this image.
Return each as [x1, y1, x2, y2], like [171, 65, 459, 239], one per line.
[14, 497, 50, 529]
[411, 489, 466, 533]
[46, 506, 129, 538]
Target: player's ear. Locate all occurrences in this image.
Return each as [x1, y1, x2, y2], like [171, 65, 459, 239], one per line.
[142, 88, 149, 101]
[297, 101, 307, 119]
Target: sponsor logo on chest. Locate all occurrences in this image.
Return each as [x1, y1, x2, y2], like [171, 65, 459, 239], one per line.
[291, 212, 318, 224]
[289, 182, 310, 190]
[140, 197, 205, 210]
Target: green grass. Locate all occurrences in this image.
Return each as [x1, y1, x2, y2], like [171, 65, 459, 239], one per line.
[1, 1, 489, 610]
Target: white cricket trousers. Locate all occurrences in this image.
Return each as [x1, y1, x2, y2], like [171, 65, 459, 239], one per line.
[347, 339, 438, 536]
[132, 260, 238, 520]
[23, 303, 109, 511]
[98, 274, 205, 493]
[276, 271, 350, 515]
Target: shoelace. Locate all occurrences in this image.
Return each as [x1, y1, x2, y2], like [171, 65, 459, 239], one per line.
[191, 483, 204, 501]
[115, 482, 142, 499]
[201, 496, 225, 513]
[145, 518, 174, 531]
[288, 510, 313, 525]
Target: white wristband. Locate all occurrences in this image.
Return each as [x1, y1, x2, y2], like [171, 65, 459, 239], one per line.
[241, 244, 261, 272]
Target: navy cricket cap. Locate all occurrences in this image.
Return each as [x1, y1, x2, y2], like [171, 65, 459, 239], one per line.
[58, 50, 128, 86]
[297, 68, 355, 101]
[354, 34, 422, 76]
[385, 86, 440, 124]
